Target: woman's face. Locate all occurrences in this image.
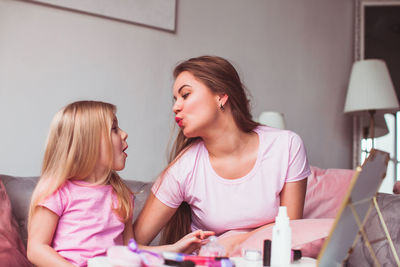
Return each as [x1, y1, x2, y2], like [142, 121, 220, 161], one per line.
[172, 71, 221, 138]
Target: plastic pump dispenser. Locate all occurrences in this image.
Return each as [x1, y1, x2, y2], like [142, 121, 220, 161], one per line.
[271, 206, 291, 266]
[199, 236, 226, 256]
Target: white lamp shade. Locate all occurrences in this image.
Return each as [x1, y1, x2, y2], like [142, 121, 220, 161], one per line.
[259, 111, 286, 129]
[344, 59, 400, 114]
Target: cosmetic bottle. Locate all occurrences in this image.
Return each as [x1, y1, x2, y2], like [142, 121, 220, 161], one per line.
[263, 240, 271, 266]
[243, 249, 262, 267]
[199, 236, 226, 257]
[271, 206, 292, 266]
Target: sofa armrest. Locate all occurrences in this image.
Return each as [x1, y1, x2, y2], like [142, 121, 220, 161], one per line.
[0, 174, 38, 246]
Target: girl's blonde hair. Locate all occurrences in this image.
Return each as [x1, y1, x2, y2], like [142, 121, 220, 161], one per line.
[28, 101, 133, 226]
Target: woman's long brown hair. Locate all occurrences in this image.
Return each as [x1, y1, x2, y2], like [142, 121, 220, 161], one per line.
[160, 56, 259, 244]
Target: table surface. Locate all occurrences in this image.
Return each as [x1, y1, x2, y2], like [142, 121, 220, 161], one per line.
[230, 257, 316, 267]
[89, 256, 317, 267]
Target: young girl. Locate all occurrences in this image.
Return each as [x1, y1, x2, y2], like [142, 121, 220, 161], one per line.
[27, 101, 213, 267]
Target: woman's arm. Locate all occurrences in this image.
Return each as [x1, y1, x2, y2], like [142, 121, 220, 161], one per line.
[133, 192, 214, 253]
[27, 206, 75, 267]
[280, 178, 308, 219]
[216, 178, 308, 257]
[133, 192, 176, 245]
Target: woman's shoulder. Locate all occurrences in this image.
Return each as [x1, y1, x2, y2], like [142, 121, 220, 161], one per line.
[167, 141, 205, 177]
[255, 125, 301, 139]
[255, 125, 306, 151]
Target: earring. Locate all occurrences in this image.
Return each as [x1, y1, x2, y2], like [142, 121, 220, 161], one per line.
[220, 103, 224, 111]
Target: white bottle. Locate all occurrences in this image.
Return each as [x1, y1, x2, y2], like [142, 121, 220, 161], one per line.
[271, 206, 292, 266]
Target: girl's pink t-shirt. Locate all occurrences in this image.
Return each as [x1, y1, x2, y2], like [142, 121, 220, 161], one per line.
[152, 126, 311, 235]
[40, 180, 126, 267]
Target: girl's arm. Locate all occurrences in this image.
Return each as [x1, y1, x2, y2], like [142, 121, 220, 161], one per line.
[280, 178, 308, 219]
[123, 217, 135, 245]
[27, 206, 75, 267]
[135, 229, 213, 254]
[132, 192, 214, 253]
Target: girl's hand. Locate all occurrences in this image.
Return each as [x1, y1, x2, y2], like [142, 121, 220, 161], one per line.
[171, 230, 215, 254]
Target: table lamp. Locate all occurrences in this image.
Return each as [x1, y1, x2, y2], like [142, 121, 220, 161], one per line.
[258, 111, 286, 129]
[344, 59, 399, 144]
[360, 114, 389, 139]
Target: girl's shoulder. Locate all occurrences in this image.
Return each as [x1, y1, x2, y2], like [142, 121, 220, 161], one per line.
[58, 180, 113, 197]
[48, 180, 81, 201]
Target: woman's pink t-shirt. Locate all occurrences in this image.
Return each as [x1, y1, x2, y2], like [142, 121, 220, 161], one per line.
[152, 126, 311, 235]
[40, 180, 126, 267]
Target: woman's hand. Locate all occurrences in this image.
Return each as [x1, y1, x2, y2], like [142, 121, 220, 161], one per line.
[217, 223, 274, 257]
[171, 230, 215, 254]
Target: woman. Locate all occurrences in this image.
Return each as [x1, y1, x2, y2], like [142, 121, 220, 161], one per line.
[133, 55, 310, 246]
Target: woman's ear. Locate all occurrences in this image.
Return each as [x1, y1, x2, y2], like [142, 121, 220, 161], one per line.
[219, 94, 229, 107]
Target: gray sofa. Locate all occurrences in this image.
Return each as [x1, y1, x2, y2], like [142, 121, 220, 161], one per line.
[0, 174, 157, 248]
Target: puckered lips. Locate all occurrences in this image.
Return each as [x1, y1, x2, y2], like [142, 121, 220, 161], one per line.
[175, 116, 183, 127]
[122, 145, 128, 157]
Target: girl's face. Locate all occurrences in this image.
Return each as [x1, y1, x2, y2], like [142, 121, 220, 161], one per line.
[172, 71, 221, 138]
[110, 118, 128, 171]
[98, 117, 128, 172]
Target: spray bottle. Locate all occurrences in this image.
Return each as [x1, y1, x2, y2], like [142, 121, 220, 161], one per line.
[199, 236, 226, 257]
[270, 206, 291, 266]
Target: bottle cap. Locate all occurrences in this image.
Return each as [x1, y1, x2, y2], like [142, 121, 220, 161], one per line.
[209, 236, 218, 242]
[243, 249, 262, 261]
[277, 206, 288, 217]
[293, 249, 302, 261]
[263, 240, 271, 266]
[276, 206, 289, 226]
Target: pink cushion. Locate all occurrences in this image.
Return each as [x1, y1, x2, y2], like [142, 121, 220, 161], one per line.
[303, 166, 355, 219]
[0, 181, 33, 267]
[216, 166, 353, 259]
[218, 219, 334, 258]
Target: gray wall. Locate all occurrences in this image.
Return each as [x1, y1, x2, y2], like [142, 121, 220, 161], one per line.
[0, 0, 354, 181]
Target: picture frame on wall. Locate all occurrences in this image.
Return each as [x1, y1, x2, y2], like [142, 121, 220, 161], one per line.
[25, 0, 177, 32]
